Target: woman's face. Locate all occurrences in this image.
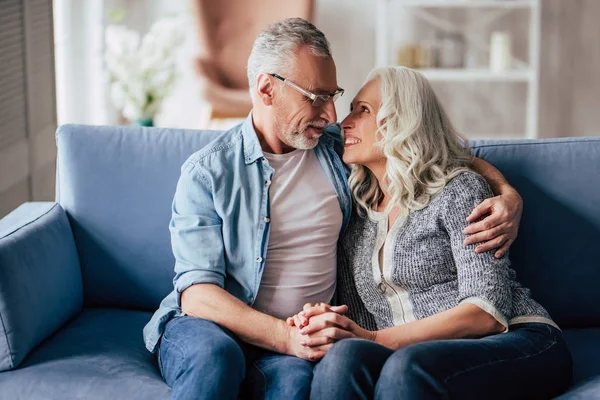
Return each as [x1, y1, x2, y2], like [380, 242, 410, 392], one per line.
[341, 79, 383, 167]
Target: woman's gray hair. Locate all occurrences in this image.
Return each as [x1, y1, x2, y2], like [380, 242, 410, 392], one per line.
[349, 66, 473, 217]
[247, 18, 332, 102]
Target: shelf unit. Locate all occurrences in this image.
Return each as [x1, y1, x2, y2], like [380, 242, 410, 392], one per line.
[391, 0, 535, 8]
[417, 68, 532, 82]
[375, 0, 541, 139]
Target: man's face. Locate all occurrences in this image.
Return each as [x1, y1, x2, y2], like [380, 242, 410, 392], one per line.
[272, 46, 338, 150]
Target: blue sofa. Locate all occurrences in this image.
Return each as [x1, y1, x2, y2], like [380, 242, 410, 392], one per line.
[0, 124, 598, 399]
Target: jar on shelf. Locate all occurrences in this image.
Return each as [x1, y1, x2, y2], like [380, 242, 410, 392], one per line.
[415, 41, 435, 69]
[437, 32, 465, 69]
[397, 42, 418, 68]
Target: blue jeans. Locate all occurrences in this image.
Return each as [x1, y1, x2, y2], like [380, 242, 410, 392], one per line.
[158, 316, 314, 400]
[311, 323, 573, 400]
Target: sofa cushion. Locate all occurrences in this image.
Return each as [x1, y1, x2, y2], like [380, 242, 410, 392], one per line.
[0, 308, 170, 399]
[555, 376, 600, 399]
[471, 138, 600, 328]
[0, 202, 82, 371]
[562, 328, 600, 385]
[56, 125, 219, 311]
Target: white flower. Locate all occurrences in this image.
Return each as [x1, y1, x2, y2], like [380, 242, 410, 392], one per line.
[105, 25, 139, 58]
[104, 16, 186, 122]
[110, 82, 127, 110]
[122, 101, 141, 122]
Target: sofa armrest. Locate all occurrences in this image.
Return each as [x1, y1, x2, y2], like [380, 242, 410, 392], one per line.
[0, 202, 83, 371]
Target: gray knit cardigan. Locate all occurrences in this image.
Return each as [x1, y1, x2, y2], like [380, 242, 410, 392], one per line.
[337, 172, 557, 332]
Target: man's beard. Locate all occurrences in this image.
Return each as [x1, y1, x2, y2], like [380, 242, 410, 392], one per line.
[275, 111, 327, 150]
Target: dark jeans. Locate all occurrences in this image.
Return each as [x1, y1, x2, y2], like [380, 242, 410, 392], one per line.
[311, 323, 573, 400]
[158, 316, 314, 400]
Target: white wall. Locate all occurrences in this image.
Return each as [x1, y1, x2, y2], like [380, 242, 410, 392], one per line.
[315, 1, 377, 121]
[54, 0, 107, 125]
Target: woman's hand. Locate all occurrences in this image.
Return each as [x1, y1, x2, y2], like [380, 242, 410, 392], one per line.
[299, 311, 376, 346]
[463, 189, 523, 258]
[287, 303, 377, 347]
[286, 302, 348, 329]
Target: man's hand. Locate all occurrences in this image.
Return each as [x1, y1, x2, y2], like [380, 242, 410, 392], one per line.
[463, 189, 523, 258]
[285, 324, 333, 361]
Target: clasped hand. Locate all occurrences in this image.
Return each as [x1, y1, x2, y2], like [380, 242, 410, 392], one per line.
[285, 303, 374, 361]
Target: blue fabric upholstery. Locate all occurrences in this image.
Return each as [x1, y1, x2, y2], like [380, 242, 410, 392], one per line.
[562, 328, 600, 384]
[555, 376, 600, 400]
[0, 202, 82, 372]
[471, 138, 600, 328]
[56, 124, 220, 310]
[0, 308, 170, 399]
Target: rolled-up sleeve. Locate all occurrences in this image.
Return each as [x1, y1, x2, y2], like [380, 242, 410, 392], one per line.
[170, 161, 225, 306]
[443, 173, 514, 331]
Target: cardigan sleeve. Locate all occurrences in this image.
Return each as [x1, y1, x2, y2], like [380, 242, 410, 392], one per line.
[442, 172, 515, 330]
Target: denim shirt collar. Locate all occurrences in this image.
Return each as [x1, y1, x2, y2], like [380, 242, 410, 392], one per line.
[241, 113, 265, 165]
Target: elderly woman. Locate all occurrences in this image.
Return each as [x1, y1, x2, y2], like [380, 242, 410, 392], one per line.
[289, 67, 573, 399]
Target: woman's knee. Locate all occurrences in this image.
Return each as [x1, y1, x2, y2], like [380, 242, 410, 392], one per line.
[380, 344, 433, 380]
[312, 339, 390, 399]
[316, 339, 386, 379]
[320, 339, 372, 367]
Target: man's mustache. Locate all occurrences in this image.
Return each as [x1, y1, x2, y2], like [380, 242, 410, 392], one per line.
[306, 120, 328, 129]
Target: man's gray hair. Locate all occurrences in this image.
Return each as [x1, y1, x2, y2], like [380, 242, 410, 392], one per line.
[247, 18, 332, 102]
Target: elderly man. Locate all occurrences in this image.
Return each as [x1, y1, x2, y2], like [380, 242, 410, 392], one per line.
[143, 18, 522, 400]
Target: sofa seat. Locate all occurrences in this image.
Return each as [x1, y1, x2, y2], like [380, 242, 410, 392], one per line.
[562, 328, 600, 385]
[0, 308, 170, 400]
[556, 376, 600, 399]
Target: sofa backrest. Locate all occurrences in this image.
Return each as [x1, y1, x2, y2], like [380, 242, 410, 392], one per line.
[57, 125, 600, 328]
[56, 124, 219, 310]
[471, 138, 600, 328]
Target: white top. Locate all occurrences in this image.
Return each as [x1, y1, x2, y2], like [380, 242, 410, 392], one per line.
[252, 148, 343, 320]
[369, 210, 415, 327]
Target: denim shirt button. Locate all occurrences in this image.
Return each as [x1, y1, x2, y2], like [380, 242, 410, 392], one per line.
[264, 217, 270, 223]
[256, 257, 263, 263]
[265, 180, 272, 186]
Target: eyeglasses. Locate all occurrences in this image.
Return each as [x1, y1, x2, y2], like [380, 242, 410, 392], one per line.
[269, 73, 344, 107]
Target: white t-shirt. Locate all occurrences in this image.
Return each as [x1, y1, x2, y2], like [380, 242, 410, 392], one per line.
[252, 148, 343, 320]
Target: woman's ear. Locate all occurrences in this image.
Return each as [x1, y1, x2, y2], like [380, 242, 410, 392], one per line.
[256, 73, 275, 106]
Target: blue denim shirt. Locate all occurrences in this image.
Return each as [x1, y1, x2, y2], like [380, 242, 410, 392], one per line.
[143, 114, 351, 353]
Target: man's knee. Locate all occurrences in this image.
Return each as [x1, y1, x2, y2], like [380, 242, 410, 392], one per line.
[190, 332, 245, 373]
[160, 317, 246, 384]
[274, 356, 314, 385]
[255, 356, 314, 398]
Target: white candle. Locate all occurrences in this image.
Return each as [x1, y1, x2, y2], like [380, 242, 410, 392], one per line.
[490, 31, 512, 72]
